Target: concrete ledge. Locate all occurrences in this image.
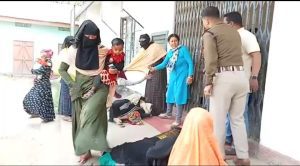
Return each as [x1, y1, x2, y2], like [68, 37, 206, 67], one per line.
[249, 139, 300, 165]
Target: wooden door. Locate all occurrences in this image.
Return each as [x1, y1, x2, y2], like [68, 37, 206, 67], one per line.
[13, 41, 34, 75]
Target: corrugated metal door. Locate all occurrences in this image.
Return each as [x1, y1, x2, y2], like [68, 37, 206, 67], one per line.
[174, 1, 274, 141]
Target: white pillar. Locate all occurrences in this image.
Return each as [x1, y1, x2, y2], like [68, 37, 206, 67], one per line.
[70, 4, 75, 36]
[260, 1, 300, 161]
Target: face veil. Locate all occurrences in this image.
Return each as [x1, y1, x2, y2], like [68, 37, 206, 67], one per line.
[75, 20, 101, 70]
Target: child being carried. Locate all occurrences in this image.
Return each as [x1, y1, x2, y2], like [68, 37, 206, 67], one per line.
[82, 38, 125, 102]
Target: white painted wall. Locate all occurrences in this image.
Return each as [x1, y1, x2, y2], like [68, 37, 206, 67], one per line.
[87, 1, 175, 95]
[122, 1, 175, 36]
[0, 1, 72, 23]
[77, 1, 121, 47]
[120, 1, 175, 95]
[77, 1, 175, 51]
[260, 1, 300, 161]
[122, 1, 175, 51]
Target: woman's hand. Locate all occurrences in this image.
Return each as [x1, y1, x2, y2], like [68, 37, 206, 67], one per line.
[148, 66, 156, 72]
[187, 76, 193, 85]
[204, 85, 213, 97]
[108, 68, 118, 74]
[145, 73, 153, 80]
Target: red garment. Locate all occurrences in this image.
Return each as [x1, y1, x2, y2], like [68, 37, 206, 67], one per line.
[107, 49, 125, 64]
[37, 58, 50, 67]
[100, 70, 117, 86]
[100, 49, 125, 85]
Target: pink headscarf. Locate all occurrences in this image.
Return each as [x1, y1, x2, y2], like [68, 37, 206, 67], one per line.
[40, 49, 53, 59]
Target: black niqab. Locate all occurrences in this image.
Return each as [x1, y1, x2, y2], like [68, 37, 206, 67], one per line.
[75, 20, 101, 70]
[139, 34, 153, 50]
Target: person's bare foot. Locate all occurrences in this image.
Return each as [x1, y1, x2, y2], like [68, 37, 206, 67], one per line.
[78, 151, 92, 165]
[62, 116, 72, 122]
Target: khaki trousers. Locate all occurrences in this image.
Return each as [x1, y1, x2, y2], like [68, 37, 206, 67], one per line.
[209, 70, 249, 159]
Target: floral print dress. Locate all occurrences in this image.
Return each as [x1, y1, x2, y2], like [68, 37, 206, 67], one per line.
[23, 64, 55, 121]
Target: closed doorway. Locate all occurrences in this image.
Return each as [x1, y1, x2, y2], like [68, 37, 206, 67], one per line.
[13, 40, 34, 75]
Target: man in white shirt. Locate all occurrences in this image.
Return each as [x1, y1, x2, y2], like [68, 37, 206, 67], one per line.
[223, 11, 262, 149]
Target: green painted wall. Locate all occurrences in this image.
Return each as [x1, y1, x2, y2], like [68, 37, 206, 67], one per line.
[0, 20, 71, 74]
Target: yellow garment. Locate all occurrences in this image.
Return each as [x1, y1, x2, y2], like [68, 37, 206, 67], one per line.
[59, 47, 77, 80]
[124, 43, 166, 73]
[51, 52, 61, 77]
[168, 108, 227, 166]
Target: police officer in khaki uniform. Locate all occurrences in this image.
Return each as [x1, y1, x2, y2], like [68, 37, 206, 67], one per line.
[201, 6, 250, 165]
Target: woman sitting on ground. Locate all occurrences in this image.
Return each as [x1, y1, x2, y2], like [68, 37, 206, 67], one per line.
[168, 107, 227, 165]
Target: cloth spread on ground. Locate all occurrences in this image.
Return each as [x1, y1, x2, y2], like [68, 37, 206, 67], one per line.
[99, 129, 180, 166]
[124, 43, 166, 73]
[108, 99, 151, 125]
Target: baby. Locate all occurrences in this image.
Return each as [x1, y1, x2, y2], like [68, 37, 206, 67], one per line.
[82, 38, 125, 103]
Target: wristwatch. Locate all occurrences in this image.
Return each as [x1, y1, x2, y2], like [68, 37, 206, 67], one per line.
[251, 76, 258, 80]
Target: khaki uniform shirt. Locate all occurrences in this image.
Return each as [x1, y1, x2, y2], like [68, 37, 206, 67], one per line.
[202, 23, 243, 85]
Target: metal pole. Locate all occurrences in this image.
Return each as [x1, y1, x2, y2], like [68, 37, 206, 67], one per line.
[70, 4, 75, 36]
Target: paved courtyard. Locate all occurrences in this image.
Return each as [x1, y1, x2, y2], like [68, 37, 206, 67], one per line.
[0, 75, 277, 165]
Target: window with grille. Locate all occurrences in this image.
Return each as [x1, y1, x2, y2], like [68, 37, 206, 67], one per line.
[15, 22, 32, 28]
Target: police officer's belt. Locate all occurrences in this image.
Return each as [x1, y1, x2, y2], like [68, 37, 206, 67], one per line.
[217, 66, 244, 73]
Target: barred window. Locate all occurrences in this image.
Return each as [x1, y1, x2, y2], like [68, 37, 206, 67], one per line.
[58, 27, 70, 31]
[15, 22, 31, 28]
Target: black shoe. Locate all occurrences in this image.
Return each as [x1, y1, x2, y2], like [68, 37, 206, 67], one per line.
[234, 158, 250, 166]
[29, 114, 39, 118]
[225, 147, 236, 155]
[42, 119, 54, 123]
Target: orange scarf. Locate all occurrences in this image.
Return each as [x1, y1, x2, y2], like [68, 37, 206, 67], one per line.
[168, 108, 227, 166]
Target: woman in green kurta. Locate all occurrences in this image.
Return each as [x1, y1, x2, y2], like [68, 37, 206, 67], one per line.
[58, 20, 110, 164]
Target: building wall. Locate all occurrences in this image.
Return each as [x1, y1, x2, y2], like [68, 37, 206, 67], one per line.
[122, 1, 175, 40]
[120, 1, 175, 95]
[0, 1, 72, 24]
[0, 21, 70, 74]
[260, 1, 300, 161]
[76, 1, 176, 47]
[79, 1, 175, 95]
[77, 1, 121, 47]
